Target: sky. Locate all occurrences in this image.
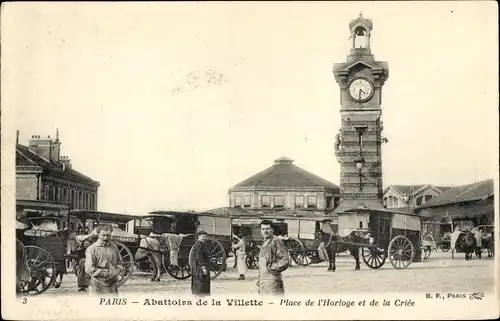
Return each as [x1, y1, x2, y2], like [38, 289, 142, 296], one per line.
[2, 2, 498, 214]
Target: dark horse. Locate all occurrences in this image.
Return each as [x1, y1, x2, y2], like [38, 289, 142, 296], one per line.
[455, 231, 477, 260]
[319, 231, 372, 271]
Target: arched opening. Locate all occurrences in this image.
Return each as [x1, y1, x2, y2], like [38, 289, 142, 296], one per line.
[354, 26, 369, 48]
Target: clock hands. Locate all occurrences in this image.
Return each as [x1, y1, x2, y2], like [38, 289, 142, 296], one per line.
[358, 89, 366, 100]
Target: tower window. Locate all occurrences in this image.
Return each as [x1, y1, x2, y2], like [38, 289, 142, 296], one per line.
[355, 26, 366, 36]
[354, 26, 369, 48]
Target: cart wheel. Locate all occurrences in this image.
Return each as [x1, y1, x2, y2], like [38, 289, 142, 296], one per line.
[245, 247, 259, 270]
[164, 252, 191, 280]
[424, 246, 432, 259]
[21, 245, 56, 296]
[362, 245, 387, 269]
[205, 239, 226, 280]
[388, 235, 415, 269]
[164, 234, 194, 280]
[286, 238, 310, 266]
[112, 241, 134, 287]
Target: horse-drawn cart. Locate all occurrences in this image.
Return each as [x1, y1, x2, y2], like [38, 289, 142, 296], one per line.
[337, 207, 423, 269]
[134, 210, 233, 281]
[226, 210, 338, 269]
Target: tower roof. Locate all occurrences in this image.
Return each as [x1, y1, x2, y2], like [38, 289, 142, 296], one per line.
[349, 12, 373, 31]
[230, 157, 339, 191]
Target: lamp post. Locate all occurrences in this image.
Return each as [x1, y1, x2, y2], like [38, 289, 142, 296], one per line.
[353, 153, 365, 191]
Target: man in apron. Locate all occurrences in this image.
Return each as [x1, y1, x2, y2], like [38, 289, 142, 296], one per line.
[257, 220, 290, 296]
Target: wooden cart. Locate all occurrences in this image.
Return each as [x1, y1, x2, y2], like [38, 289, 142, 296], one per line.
[136, 210, 232, 280]
[229, 210, 338, 268]
[339, 208, 423, 269]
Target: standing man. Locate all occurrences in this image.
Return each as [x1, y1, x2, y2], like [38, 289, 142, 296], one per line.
[74, 228, 99, 291]
[188, 229, 211, 296]
[450, 225, 462, 259]
[84, 224, 122, 295]
[232, 233, 247, 280]
[257, 220, 290, 296]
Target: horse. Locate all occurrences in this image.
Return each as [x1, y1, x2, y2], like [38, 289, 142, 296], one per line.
[319, 230, 372, 272]
[135, 232, 187, 282]
[481, 233, 494, 258]
[135, 236, 164, 282]
[455, 231, 477, 260]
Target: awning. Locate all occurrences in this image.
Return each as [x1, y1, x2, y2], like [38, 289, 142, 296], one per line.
[70, 210, 140, 224]
[16, 199, 72, 211]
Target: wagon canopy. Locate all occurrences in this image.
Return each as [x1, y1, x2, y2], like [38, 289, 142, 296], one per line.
[70, 210, 140, 223]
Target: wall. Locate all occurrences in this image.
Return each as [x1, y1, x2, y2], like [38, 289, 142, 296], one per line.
[16, 174, 39, 200]
[338, 213, 369, 236]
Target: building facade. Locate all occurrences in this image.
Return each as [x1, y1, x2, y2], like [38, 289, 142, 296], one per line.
[415, 179, 494, 240]
[383, 185, 451, 209]
[228, 157, 340, 212]
[16, 131, 100, 220]
[332, 14, 389, 230]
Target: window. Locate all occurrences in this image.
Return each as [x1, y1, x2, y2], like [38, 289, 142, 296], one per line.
[261, 195, 271, 208]
[307, 196, 317, 208]
[273, 195, 284, 208]
[424, 195, 433, 202]
[234, 196, 242, 208]
[243, 195, 251, 207]
[359, 221, 363, 229]
[416, 196, 424, 206]
[48, 186, 55, 202]
[44, 185, 49, 201]
[294, 195, 304, 208]
[71, 190, 76, 208]
[326, 195, 333, 209]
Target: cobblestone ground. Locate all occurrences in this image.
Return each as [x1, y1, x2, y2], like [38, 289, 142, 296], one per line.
[42, 251, 495, 296]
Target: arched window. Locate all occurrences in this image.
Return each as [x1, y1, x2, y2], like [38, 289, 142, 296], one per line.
[354, 26, 369, 48]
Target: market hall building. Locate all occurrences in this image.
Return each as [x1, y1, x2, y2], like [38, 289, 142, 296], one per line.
[207, 156, 341, 238]
[415, 179, 494, 240]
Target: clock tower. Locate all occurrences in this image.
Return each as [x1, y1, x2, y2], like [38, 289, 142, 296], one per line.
[333, 13, 389, 226]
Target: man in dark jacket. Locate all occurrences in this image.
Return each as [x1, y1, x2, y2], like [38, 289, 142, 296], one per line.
[188, 229, 211, 296]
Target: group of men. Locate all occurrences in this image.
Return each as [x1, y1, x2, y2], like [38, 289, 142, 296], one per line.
[68, 219, 289, 297]
[189, 220, 291, 297]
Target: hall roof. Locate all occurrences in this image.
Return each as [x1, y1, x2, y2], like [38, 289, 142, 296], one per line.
[16, 144, 100, 186]
[416, 179, 494, 209]
[229, 157, 339, 192]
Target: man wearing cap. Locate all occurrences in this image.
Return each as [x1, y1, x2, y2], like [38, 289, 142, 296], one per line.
[188, 229, 211, 296]
[257, 220, 290, 296]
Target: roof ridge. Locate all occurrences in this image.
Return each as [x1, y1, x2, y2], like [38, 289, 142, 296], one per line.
[254, 163, 280, 186]
[290, 163, 337, 187]
[455, 181, 486, 198]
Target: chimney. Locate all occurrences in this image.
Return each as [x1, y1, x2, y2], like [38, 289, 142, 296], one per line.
[60, 156, 72, 171]
[28, 130, 62, 163]
[16, 130, 19, 144]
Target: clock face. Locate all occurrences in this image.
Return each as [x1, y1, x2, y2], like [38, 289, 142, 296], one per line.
[348, 78, 373, 102]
